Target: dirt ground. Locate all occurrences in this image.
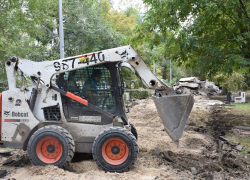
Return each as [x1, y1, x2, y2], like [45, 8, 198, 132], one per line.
[1, 95, 250, 180]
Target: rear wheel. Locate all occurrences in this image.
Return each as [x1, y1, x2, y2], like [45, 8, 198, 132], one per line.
[28, 125, 75, 167]
[92, 127, 138, 172]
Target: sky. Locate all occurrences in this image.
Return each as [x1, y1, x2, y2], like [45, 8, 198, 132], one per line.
[111, 0, 146, 13]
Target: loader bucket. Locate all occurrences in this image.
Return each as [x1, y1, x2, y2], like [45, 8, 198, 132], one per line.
[152, 93, 194, 144]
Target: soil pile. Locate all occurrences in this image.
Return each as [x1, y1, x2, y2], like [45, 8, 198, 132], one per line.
[0, 96, 249, 179]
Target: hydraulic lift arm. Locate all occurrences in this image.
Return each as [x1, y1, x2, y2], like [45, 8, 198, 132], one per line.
[6, 45, 167, 91]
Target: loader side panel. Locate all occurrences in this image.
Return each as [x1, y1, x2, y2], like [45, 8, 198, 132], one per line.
[1, 89, 40, 145]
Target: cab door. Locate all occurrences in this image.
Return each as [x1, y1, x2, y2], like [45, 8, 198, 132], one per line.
[57, 64, 117, 125]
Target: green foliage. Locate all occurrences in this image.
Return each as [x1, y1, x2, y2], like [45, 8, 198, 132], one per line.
[62, 0, 124, 56]
[0, 0, 139, 88]
[130, 32, 189, 85]
[214, 72, 248, 91]
[228, 103, 250, 113]
[125, 89, 150, 99]
[0, 0, 57, 86]
[121, 67, 146, 89]
[136, 0, 250, 79]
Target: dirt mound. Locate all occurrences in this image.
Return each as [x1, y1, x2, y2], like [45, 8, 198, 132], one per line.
[187, 96, 223, 127]
[0, 96, 249, 180]
[207, 107, 250, 138]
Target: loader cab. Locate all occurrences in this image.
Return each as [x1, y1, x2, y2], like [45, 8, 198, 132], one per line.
[57, 62, 128, 125]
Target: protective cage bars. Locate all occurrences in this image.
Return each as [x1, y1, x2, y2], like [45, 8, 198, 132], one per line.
[63, 65, 116, 111]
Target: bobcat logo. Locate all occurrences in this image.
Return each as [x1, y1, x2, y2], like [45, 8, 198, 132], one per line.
[116, 50, 128, 58]
[120, 50, 128, 58]
[4, 111, 10, 116]
[15, 99, 21, 106]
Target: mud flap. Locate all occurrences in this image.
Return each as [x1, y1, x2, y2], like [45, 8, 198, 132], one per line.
[152, 93, 194, 145]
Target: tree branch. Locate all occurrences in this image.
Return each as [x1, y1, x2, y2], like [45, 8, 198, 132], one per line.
[193, 49, 229, 60]
[238, 0, 250, 23]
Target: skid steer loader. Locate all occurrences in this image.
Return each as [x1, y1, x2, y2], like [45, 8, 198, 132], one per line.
[0, 45, 194, 172]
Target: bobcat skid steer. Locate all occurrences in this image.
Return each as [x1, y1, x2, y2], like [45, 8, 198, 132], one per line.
[0, 45, 194, 172]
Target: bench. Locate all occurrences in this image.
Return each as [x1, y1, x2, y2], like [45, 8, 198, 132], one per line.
[234, 91, 246, 103]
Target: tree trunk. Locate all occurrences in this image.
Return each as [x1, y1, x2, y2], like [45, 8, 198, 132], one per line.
[162, 61, 167, 79]
[221, 87, 228, 95]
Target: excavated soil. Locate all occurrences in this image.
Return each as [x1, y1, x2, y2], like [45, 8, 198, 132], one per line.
[0, 96, 250, 179]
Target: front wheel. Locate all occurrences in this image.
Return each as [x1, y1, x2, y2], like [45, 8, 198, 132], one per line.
[27, 125, 75, 167]
[129, 121, 138, 140]
[92, 127, 138, 172]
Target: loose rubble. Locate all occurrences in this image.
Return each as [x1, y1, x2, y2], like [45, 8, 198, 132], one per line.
[0, 150, 11, 156]
[190, 167, 197, 175]
[232, 126, 250, 136]
[218, 136, 244, 152]
[173, 77, 221, 96]
[0, 170, 7, 178]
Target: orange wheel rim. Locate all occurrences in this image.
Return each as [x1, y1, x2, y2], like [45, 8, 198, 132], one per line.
[36, 137, 63, 164]
[102, 138, 129, 165]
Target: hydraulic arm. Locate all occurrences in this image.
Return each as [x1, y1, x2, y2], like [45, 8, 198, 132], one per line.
[7, 45, 166, 90]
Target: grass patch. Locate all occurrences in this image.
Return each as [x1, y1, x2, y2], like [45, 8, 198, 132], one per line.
[0, 147, 12, 151]
[212, 92, 250, 158]
[225, 135, 250, 158]
[225, 103, 250, 114]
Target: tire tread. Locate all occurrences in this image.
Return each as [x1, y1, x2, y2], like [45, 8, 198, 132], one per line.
[92, 127, 138, 173]
[27, 125, 75, 167]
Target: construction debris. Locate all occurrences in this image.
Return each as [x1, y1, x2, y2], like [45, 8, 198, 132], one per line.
[173, 77, 221, 96]
[219, 136, 232, 142]
[190, 167, 197, 175]
[194, 126, 207, 133]
[217, 136, 244, 152]
[162, 151, 173, 162]
[154, 149, 161, 156]
[0, 150, 12, 156]
[154, 149, 174, 162]
[0, 170, 7, 178]
[232, 126, 250, 136]
[3, 158, 14, 166]
[235, 145, 243, 151]
[233, 126, 250, 131]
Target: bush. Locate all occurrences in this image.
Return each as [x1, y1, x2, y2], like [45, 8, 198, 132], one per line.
[125, 89, 150, 99]
[213, 72, 248, 91]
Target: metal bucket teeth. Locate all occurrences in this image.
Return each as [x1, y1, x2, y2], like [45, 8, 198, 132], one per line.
[152, 94, 194, 143]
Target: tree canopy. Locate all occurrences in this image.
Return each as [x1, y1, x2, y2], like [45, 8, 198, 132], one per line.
[0, 0, 57, 87]
[0, 0, 138, 88]
[134, 0, 250, 79]
[1, 0, 250, 89]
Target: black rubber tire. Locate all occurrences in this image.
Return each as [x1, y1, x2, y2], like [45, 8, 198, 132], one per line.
[92, 127, 138, 173]
[129, 122, 138, 140]
[27, 125, 75, 167]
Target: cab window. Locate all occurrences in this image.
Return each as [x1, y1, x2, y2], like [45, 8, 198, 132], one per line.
[63, 65, 116, 111]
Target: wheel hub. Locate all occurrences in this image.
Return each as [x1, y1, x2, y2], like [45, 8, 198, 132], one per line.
[102, 138, 129, 165]
[47, 144, 55, 153]
[36, 137, 63, 163]
[111, 146, 120, 155]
